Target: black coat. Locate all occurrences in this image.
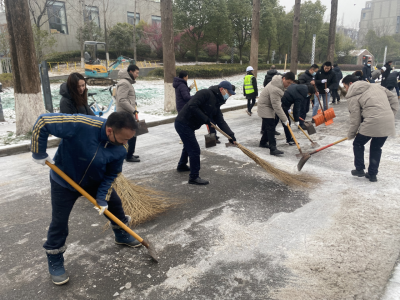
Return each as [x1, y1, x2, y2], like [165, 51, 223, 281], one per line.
[173, 77, 192, 112]
[243, 72, 258, 99]
[384, 71, 399, 89]
[281, 84, 308, 122]
[315, 67, 337, 94]
[59, 83, 95, 115]
[298, 70, 315, 85]
[332, 66, 343, 89]
[175, 85, 236, 140]
[382, 63, 392, 81]
[263, 69, 280, 87]
[362, 64, 372, 81]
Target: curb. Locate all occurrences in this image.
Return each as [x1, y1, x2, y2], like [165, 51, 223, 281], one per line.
[0, 103, 250, 158]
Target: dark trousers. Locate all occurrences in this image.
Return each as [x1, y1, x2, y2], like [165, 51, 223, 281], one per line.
[175, 121, 201, 179]
[260, 117, 280, 149]
[44, 178, 127, 251]
[353, 133, 387, 176]
[247, 98, 256, 113]
[127, 136, 137, 159]
[280, 106, 293, 142]
[331, 89, 340, 102]
[299, 97, 310, 125]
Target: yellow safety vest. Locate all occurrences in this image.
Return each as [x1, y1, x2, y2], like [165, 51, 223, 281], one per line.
[244, 75, 255, 94]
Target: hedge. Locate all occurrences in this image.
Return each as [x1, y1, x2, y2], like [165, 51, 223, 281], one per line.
[147, 63, 312, 78]
[0, 73, 13, 89]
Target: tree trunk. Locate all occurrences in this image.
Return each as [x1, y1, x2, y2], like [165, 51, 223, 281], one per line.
[133, 0, 137, 61]
[249, 0, 261, 76]
[80, 0, 86, 68]
[290, 0, 301, 74]
[327, 0, 338, 62]
[103, 5, 109, 67]
[216, 41, 220, 63]
[160, 0, 176, 112]
[5, 0, 45, 135]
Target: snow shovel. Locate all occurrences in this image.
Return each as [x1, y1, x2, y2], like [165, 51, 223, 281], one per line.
[45, 161, 159, 262]
[286, 122, 306, 158]
[299, 117, 316, 135]
[289, 113, 319, 148]
[297, 137, 348, 171]
[134, 105, 149, 136]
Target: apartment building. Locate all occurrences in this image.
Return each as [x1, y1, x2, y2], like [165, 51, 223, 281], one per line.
[359, 0, 400, 42]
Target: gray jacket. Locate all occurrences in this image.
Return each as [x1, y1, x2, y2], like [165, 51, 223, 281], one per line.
[116, 69, 136, 114]
[257, 75, 288, 122]
[346, 81, 398, 139]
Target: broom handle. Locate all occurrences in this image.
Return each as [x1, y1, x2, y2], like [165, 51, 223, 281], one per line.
[194, 79, 198, 92]
[325, 82, 328, 110]
[289, 113, 313, 142]
[210, 122, 234, 141]
[312, 82, 327, 120]
[309, 137, 348, 155]
[286, 122, 302, 153]
[45, 161, 148, 246]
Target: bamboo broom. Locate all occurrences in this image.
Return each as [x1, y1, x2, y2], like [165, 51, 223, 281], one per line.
[211, 123, 318, 188]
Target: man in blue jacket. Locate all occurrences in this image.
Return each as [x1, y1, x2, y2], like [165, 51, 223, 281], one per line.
[31, 112, 139, 285]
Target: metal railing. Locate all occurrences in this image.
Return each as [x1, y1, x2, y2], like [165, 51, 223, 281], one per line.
[46, 60, 160, 72]
[0, 58, 12, 74]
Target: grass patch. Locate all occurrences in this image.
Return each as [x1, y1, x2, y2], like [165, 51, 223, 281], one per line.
[0, 73, 14, 89]
[1, 131, 32, 145]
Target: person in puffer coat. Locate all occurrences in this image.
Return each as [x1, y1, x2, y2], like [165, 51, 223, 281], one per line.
[116, 65, 141, 162]
[257, 73, 295, 155]
[281, 83, 316, 130]
[343, 75, 398, 182]
[384, 71, 400, 96]
[331, 64, 343, 104]
[59, 73, 95, 116]
[263, 65, 280, 87]
[175, 81, 237, 185]
[313, 62, 337, 116]
[173, 71, 195, 112]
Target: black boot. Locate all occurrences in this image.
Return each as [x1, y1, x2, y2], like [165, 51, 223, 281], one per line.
[274, 131, 281, 135]
[365, 172, 377, 182]
[126, 156, 140, 162]
[286, 139, 296, 146]
[113, 216, 142, 248]
[259, 142, 270, 148]
[351, 169, 365, 177]
[177, 164, 190, 172]
[188, 177, 209, 185]
[270, 147, 284, 156]
[46, 246, 69, 285]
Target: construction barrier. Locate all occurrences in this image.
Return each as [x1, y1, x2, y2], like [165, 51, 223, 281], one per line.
[46, 60, 159, 72]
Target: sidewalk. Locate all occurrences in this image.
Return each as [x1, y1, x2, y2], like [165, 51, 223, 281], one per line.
[1, 101, 400, 299]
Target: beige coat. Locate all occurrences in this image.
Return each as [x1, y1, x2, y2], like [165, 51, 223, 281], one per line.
[346, 80, 398, 139]
[116, 69, 136, 114]
[257, 75, 288, 122]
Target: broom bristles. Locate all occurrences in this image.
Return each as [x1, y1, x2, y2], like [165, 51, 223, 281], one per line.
[104, 174, 176, 230]
[237, 144, 317, 188]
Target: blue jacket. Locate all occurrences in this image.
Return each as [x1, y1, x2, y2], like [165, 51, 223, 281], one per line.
[31, 113, 128, 206]
[173, 77, 192, 112]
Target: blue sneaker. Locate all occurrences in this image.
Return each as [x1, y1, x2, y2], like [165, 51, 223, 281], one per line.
[46, 246, 69, 285]
[112, 216, 142, 248]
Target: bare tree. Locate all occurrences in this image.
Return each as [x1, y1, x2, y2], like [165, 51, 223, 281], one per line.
[249, 0, 260, 77]
[290, 0, 301, 74]
[327, 0, 338, 62]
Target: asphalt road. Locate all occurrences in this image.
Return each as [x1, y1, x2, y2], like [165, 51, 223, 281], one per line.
[1, 99, 400, 300]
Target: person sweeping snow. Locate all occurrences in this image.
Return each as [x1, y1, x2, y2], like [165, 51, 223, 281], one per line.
[343, 75, 398, 182]
[31, 112, 141, 285]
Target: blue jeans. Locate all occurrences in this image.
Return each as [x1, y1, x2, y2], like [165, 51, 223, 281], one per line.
[353, 133, 387, 176]
[300, 97, 311, 125]
[312, 93, 330, 116]
[44, 178, 127, 251]
[175, 121, 201, 179]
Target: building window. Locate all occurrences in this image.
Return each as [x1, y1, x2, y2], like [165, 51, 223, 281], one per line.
[366, 2, 371, 8]
[48, 1, 68, 34]
[362, 13, 366, 19]
[152, 16, 161, 26]
[84, 6, 100, 27]
[127, 12, 140, 25]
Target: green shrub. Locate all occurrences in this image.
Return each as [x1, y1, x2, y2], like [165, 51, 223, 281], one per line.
[0, 73, 14, 89]
[146, 63, 311, 79]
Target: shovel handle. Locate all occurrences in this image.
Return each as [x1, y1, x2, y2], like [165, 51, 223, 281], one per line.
[45, 161, 145, 245]
[288, 113, 313, 142]
[194, 80, 198, 92]
[310, 137, 348, 155]
[135, 105, 139, 121]
[286, 122, 302, 153]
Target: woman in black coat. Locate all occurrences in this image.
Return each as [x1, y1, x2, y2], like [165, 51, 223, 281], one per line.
[173, 71, 194, 113]
[59, 73, 95, 115]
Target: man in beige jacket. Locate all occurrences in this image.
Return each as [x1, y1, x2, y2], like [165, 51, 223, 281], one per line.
[258, 72, 295, 155]
[116, 65, 140, 162]
[343, 75, 399, 182]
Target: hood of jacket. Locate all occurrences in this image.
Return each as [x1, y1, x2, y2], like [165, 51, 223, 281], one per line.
[333, 66, 341, 73]
[346, 80, 370, 98]
[270, 74, 284, 91]
[209, 85, 226, 106]
[118, 69, 135, 84]
[173, 77, 188, 88]
[267, 69, 278, 76]
[59, 82, 72, 99]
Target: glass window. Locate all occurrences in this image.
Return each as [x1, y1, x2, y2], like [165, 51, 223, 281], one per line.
[362, 13, 366, 19]
[127, 12, 140, 25]
[366, 2, 371, 8]
[85, 6, 100, 27]
[152, 15, 161, 26]
[47, 1, 68, 34]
